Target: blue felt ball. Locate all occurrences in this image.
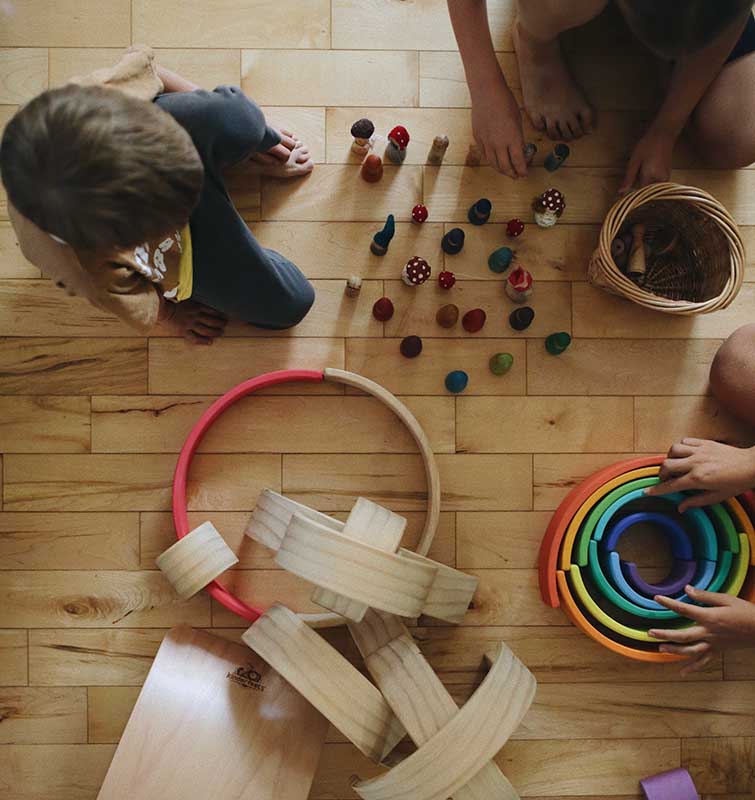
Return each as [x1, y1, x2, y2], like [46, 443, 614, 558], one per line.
[445, 370, 469, 394]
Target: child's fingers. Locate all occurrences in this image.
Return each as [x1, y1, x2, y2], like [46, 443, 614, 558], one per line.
[193, 322, 225, 338]
[196, 305, 228, 320]
[185, 331, 212, 345]
[643, 474, 696, 497]
[618, 156, 640, 196]
[648, 623, 708, 642]
[653, 594, 712, 621]
[657, 641, 711, 657]
[508, 143, 528, 179]
[197, 314, 227, 331]
[685, 585, 734, 607]
[680, 650, 715, 677]
[678, 491, 727, 513]
[658, 456, 692, 481]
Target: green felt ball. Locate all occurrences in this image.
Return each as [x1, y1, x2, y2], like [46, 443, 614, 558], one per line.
[489, 352, 514, 375]
[545, 332, 572, 355]
[488, 247, 514, 274]
[445, 370, 469, 393]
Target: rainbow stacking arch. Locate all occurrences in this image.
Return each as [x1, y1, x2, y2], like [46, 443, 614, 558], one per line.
[538, 456, 755, 662]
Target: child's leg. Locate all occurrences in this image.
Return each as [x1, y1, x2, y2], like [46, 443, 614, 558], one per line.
[709, 324, 755, 426]
[514, 0, 605, 140]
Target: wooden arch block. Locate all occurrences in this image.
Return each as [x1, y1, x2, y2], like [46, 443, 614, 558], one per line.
[242, 604, 405, 762]
[354, 639, 536, 800]
[276, 514, 438, 620]
[245, 488, 344, 551]
[399, 550, 478, 624]
[348, 610, 519, 800]
[156, 521, 238, 600]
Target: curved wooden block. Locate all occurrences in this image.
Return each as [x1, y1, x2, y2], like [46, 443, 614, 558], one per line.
[277, 514, 437, 619]
[399, 550, 479, 624]
[156, 521, 239, 600]
[245, 488, 344, 551]
[348, 610, 518, 800]
[312, 497, 407, 620]
[242, 604, 405, 762]
[354, 642, 536, 800]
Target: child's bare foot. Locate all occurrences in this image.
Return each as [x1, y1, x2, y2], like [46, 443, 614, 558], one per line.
[514, 20, 594, 141]
[248, 127, 314, 177]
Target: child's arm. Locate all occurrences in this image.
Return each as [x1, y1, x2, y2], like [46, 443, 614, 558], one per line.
[649, 586, 755, 675]
[619, 8, 751, 194]
[447, 0, 527, 179]
[156, 65, 201, 93]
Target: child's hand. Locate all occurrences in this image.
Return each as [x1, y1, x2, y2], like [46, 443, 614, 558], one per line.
[618, 126, 674, 195]
[470, 80, 528, 179]
[650, 586, 755, 675]
[645, 438, 755, 512]
[159, 299, 228, 344]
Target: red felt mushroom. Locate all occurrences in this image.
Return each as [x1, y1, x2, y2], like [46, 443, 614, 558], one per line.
[438, 270, 456, 289]
[388, 126, 410, 150]
[505, 266, 533, 303]
[533, 188, 566, 228]
[402, 256, 431, 286]
[412, 204, 429, 224]
[506, 218, 525, 238]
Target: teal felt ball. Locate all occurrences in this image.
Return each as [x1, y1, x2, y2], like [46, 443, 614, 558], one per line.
[488, 247, 513, 274]
[445, 370, 469, 393]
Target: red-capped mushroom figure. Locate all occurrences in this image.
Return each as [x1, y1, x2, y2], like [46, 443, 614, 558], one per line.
[350, 118, 375, 155]
[386, 125, 410, 163]
[506, 218, 525, 238]
[505, 266, 533, 303]
[402, 256, 431, 286]
[412, 204, 429, 224]
[533, 188, 566, 228]
[438, 270, 456, 289]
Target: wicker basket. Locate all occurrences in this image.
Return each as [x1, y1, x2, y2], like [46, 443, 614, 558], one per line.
[588, 182, 745, 314]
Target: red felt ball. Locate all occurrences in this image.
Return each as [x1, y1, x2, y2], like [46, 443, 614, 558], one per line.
[506, 218, 525, 237]
[372, 297, 394, 321]
[438, 270, 456, 289]
[412, 204, 428, 223]
[462, 308, 487, 333]
[400, 335, 423, 358]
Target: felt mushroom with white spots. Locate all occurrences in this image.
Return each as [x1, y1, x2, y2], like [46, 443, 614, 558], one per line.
[402, 256, 431, 286]
[533, 188, 566, 228]
[386, 125, 410, 163]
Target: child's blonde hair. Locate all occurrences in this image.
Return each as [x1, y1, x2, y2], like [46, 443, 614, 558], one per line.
[0, 84, 204, 252]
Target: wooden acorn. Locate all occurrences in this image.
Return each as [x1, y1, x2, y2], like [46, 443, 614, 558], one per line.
[489, 352, 514, 375]
[427, 135, 449, 165]
[385, 125, 410, 164]
[533, 188, 566, 228]
[402, 256, 431, 286]
[441, 228, 465, 255]
[350, 118, 375, 155]
[345, 276, 362, 297]
[372, 297, 394, 321]
[523, 142, 537, 165]
[436, 304, 459, 328]
[400, 335, 423, 358]
[465, 144, 482, 166]
[545, 331, 571, 355]
[509, 306, 535, 331]
[411, 204, 429, 224]
[467, 198, 492, 226]
[488, 246, 513, 274]
[445, 370, 469, 393]
[361, 154, 383, 183]
[370, 214, 395, 256]
[506, 218, 525, 238]
[462, 308, 486, 333]
[505, 266, 533, 303]
[544, 143, 570, 172]
[438, 270, 456, 289]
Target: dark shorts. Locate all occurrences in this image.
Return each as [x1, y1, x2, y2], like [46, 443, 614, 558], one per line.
[727, 12, 755, 63]
[155, 87, 314, 330]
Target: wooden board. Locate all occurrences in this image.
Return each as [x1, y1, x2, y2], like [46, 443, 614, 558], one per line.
[97, 626, 328, 800]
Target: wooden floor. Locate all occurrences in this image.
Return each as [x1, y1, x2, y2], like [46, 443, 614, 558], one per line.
[2, 1, 755, 797]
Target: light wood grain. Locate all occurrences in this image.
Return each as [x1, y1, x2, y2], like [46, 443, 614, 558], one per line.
[682, 737, 755, 795]
[0, 512, 138, 570]
[527, 339, 721, 396]
[148, 338, 344, 395]
[0, 396, 90, 452]
[724, 646, 755, 681]
[283, 453, 532, 511]
[457, 396, 633, 453]
[0, 222, 40, 279]
[0, 338, 147, 395]
[3, 453, 280, 511]
[0, 572, 210, 628]
[262, 165, 422, 222]
[28, 629, 164, 686]
[345, 338, 527, 396]
[457, 512, 554, 569]
[0, 687, 86, 744]
[242, 50, 418, 106]
[0, 49, 48, 104]
[464, 570, 567, 626]
[0, 629, 27, 686]
[92, 395, 455, 454]
[0, 2, 129, 47]
[87, 687, 140, 744]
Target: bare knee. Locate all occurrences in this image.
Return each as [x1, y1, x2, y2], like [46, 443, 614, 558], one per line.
[690, 121, 755, 169]
[710, 324, 755, 423]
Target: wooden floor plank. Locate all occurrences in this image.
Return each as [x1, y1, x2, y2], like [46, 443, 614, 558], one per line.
[3, 453, 281, 512]
[0, 571, 210, 628]
[0, 396, 90, 453]
[28, 629, 164, 686]
[345, 338, 527, 395]
[0, 688, 87, 744]
[87, 687, 140, 744]
[0, 512, 138, 570]
[457, 396, 634, 453]
[0, 222, 39, 279]
[242, 50, 418, 106]
[260, 106, 326, 163]
[0, 49, 48, 105]
[0, 630, 28, 686]
[682, 737, 755, 795]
